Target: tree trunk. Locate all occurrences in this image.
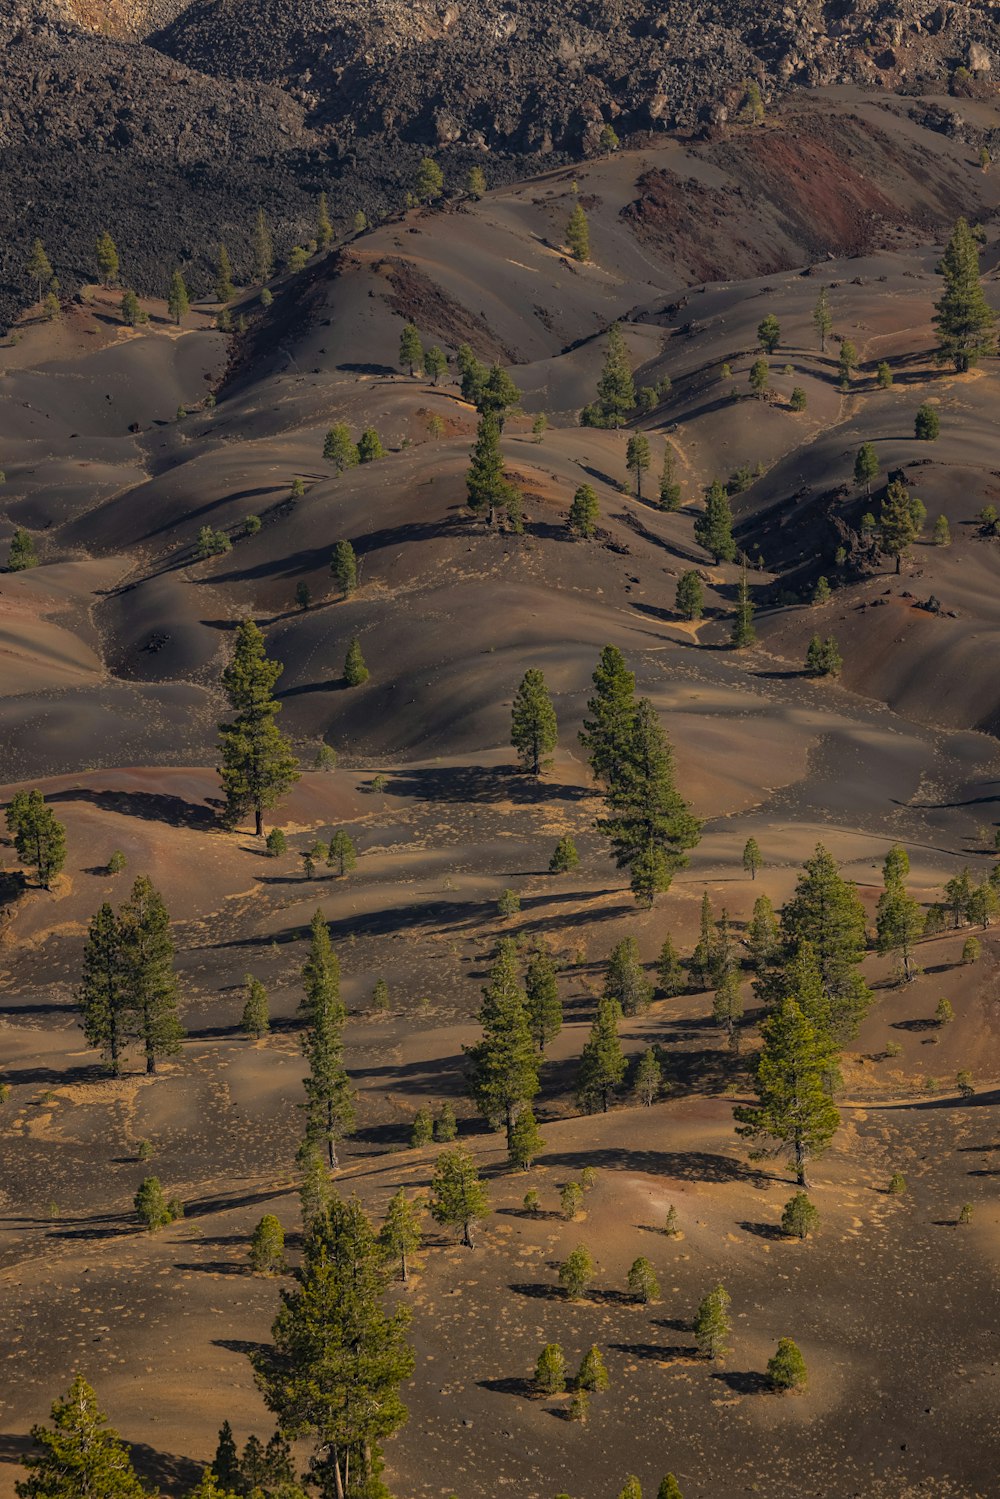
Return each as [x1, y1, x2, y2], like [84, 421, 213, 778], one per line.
[254, 804, 264, 837]
[464, 1218, 475, 1248]
[636, 471, 642, 502]
[401, 1249, 408, 1282]
[895, 554, 901, 575]
[795, 1139, 808, 1187]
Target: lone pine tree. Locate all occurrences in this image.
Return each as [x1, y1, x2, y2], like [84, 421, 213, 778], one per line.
[466, 411, 517, 526]
[430, 1145, 490, 1247]
[378, 1187, 423, 1281]
[583, 322, 635, 428]
[96, 231, 119, 288]
[730, 558, 756, 648]
[693, 1283, 731, 1360]
[656, 933, 685, 995]
[675, 570, 704, 620]
[77, 902, 128, 1073]
[16, 1374, 146, 1499]
[568, 483, 599, 537]
[813, 287, 833, 351]
[566, 201, 590, 261]
[27, 238, 53, 305]
[465, 939, 539, 1146]
[694, 481, 736, 563]
[330, 540, 358, 597]
[734, 996, 840, 1185]
[511, 668, 558, 774]
[934, 216, 996, 371]
[167, 269, 189, 325]
[399, 322, 423, 375]
[626, 433, 651, 500]
[324, 423, 359, 471]
[879, 478, 921, 573]
[343, 637, 369, 686]
[242, 975, 270, 1038]
[218, 620, 299, 836]
[300, 912, 354, 1168]
[11, 789, 66, 888]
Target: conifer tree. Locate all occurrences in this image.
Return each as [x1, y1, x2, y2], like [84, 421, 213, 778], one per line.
[689, 889, 716, 989]
[627, 1256, 660, 1303]
[27, 238, 53, 305]
[534, 1343, 566, 1394]
[617, 1479, 642, 1499]
[879, 478, 921, 573]
[580, 644, 637, 788]
[297, 1139, 333, 1232]
[429, 1145, 490, 1246]
[767, 1338, 808, 1391]
[466, 166, 487, 199]
[525, 948, 562, 1050]
[568, 483, 599, 537]
[416, 157, 445, 202]
[466, 939, 539, 1146]
[693, 1283, 731, 1360]
[249, 1214, 286, 1274]
[933, 513, 951, 546]
[549, 835, 579, 873]
[566, 202, 590, 261]
[378, 1187, 423, 1281]
[658, 1476, 683, 1499]
[344, 637, 369, 687]
[218, 619, 299, 836]
[876, 877, 923, 983]
[134, 1175, 177, 1230]
[734, 997, 840, 1185]
[633, 1047, 662, 1106]
[214, 243, 235, 303]
[781, 844, 871, 1040]
[96, 231, 119, 288]
[12, 789, 66, 888]
[456, 343, 488, 404]
[576, 1344, 609, 1392]
[253, 1192, 414, 1496]
[424, 345, 447, 385]
[8, 528, 39, 571]
[466, 411, 517, 525]
[853, 442, 879, 496]
[316, 191, 333, 250]
[16, 1374, 146, 1499]
[324, 424, 359, 471]
[576, 997, 627, 1112]
[330, 539, 358, 598]
[167, 270, 189, 325]
[730, 557, 756, 648]
[781, 1191, 819, 1240]
[694, 481, 736, 563]
[656, 933, 685, 995]
[604, 934, 653, 1015]
[659, 443, 682, 510]
[813, 287, 833, 352]
[252, 209, 274, 284]
[933, 216, 996, 370]
[509, 1105, 544, 1170]
[597, 697, 701, 906]
[77, 902, 127, 1073]
[511, 668, 558, 774]
[120, 876, 183, 1075]
[757, 314, 780, 353]
[746, 894, 780, 973]
[742, 837, 763, 879]
[120, 288, 142, 327]
[327, 830, 357, 877]
[300, 913, 354, 1169]
[626, 433, 651, 500]
[242, 975, 270, 1038]
[713, 967, 744, 1051]
[399, 322, 423, 376]
[211, 1421, 240, 1491]
[584, 323, 635, 428]
[838, 339, 858, 386]
[749, 358, 770, 399]
[357, 428, 384, 463]
[915, 403, 940, 441]
[675, 571, 703, 620]
[558, 1243, 595, 1299]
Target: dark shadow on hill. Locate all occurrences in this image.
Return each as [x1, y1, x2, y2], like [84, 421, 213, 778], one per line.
[386, 764, 591, 805]
[131, 1443, 204, 1498]
[537, 1147, 769, 1185]
[477, 1375, 537, 1398]
[739, 1220, 787, 1241]
[869, 1087, 1000, 1111]
[338, 361, 397, 376]
[712, 1368, 771, 1394]
[609, 1340, 691, 1362]
[0, 1433, 33, 1468]
[508, 1281, 565, 1301]
[213, 1337, 269, 1358]
[173, 1259, 249, 1276]
[7, 1062, 107, 1087]
[184, 1184, 291, 1218]
[47, 786, 218, 832]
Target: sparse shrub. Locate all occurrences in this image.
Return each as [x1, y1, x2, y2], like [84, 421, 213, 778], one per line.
[136, 1139, 154, 1162]
[915, 404, 940, 441]
[314, 744, 338, 771]
[265, 828, 287, 857]
[434, 1103, 458, 1143]
[549, 835, 580, 873]
[106, 850, 126, 874]
[962, 936, 981, 963]
[534, 1342, 566, 1395]
[789, 386, 807, 411]
[933, 514, 951, 546]
[957, 1069, 975, 1098]
[241, 975, 270, 1038]
[523, 1188, 541, 1215]
[249, 1214, 286, 1274]
[934, 996, 954, 1025]
[580, 1166, 597, 1191]
[372, 978, 389, 1012]
[627, 1256, 660, 1304]
[576, 1344, 609, 1393]
[876, 361, 893, 388]
[812, 576, 830, 605]
[887, 1171, 907, 1195]
[560, 1181, 584, 1220]
[196, 525, 231, 559]
[411, 1108, 434, 1147]
[497, 888, 521, 918]
[884, 1041, 902, 1058]
[781, 1192, 819, 1240]
[558, 1244, 595, 1299]
[767, 1337, 807, 1391]
[568, 1386, 590, 1422]
[0, 1083, 10, 1106]
[958, 1202, 974, 1225]
[664, 1204, 680, 1237]
[134, 1176, 179, 1231]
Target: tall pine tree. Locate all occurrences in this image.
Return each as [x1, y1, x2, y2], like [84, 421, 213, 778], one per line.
[510, 668, 558, 774]
[120, 876, 183, 1075]
[580, 644, 637, 788]
[734, 997, 840, 1186]
[933, 216, 996, 371]
[465, 940, 539, 1147]
[77, 902, 128, 1074]
[300, 911, 354, 1169]
[218, 619, 299, 836]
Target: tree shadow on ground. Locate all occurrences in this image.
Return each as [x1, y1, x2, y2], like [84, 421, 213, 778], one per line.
[46, 786, 218, 832]
[712, 1369, 770, 1394]
[477, 1375, 537, 1398]
[738, 1220, 787, 1241]
[385, 763, 591, 805]
[173, 1259, 248, 1276]
[508, 1281, 565, 1301]
[535, 1146, 768, 1187]
[609, 1341, 692, 1363]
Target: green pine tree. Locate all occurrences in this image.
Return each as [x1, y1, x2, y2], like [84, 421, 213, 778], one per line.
[465, 939, 540, 1147]
[525, 948, 562, 1050]
[694, 481, 736, 563]
[511, 668, 558, 774]
[399, 322, 424, 376]
[693, 1283, 731, 1360]
[300, 911, 353, 1168]
[633, 1047, 662, 1106]
[604, 935, 653, 1015]
[508, 1105, 544, 1169]
[217, 619, 299, 836]
[248, 1213, 286, 1273]
[357, 428, 384, 463]
[416, 158, 445, 203]
[675, 571, 704, 620]
[330, 539, 358, 597]
[580, 644, 637, 788]
[120, 876, 183, 1075]
[576, 997, 627, 1112]
[583, 323, 635, 428]
[933, 216, 996, 370]
[8, 527, 39, 571]
[626, 433, 651, 500]
[466, 411, 518, 526]
[96, 231, 120, 288]
[77, 902, 128, 1073]
[730, 557, 756, 648]
[781, 844, 871, 1040]
[534, 1343, 566, 1394]
[252, 209, 274, 283]
[215, 243, 236, 303]
[767, 1337, 808, 1391]
[656, 933, 685, 995]
[429, 1145, 490, 1246]
[324, 423, 360, 471]
[813, 287, 833, 352]
[378, 1187, 423, 1281]
[241, 974, 270, 1038]
[746, 893, 780, 973]
[568, 483, 599, 537]
[317, 191, 333, 250]
[576, 1344, 609, 1392]
[344, 637, 369, 686]
[566, 202, 590, 261]
[879, 477, 921, 573]
[742, 837, 763, 879]
[734, 996, 840, 1185]
[757, 314, 780, 353]
[27, 238, 53, 305]
[12, 789, 66, 888]
[16, 1374, 146, 1499]
[167, 270, 189, 325]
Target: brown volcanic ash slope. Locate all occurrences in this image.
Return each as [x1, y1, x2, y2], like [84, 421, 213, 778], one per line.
[3, 92, 1000, 1499]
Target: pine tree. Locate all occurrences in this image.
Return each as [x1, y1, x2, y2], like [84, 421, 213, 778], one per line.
[249, 1214, 286, 1274]
[626, 433, 651, 500]
[879, 477, 921, 573]
[210, 1421, 240, 1492]
[596, 697, 701, 907]
[566, 202, 590, 261]
[212, 243, 234, 304]
[693, 1283, 731, 1360]
[96, 231, 119, 288]
[466, 411, 517, 525]
[781, 1191, 819, 1240]
[416, 158, 445, 202]
[344, 637, 369, 686]
[534, 1343, 566, 1394]
[242, 975, 270, 1037]
[525, 948, 562, 1050]
[576, 997, 627, 1112]
[429, 1145, 490, 1246]
[324, 424, 359, 471]
[853, 442, 879, 496]
[327, 830, 357, 877]
[933, 216, 996, 371]
[134, 1175, 177, 1230]
[757, 314, 780, 353]
[12, 790, 66, 888]
[627, 1256, 660, 1303]
[27, 239, 53, 305]
[16, 1374, 146, 1499]
[549, 834, 580, 873]
[357, 428, 384, 463]
[252, 209, 274, 283]
[119, 876, 183, 1075]
[675, 571, 704, 620]
[734, 997, 840, 1185]
[300, 912, 354, 1169]
[509, 1105, 544, 1169]
[689, 889, 716, 989]
[399, 322, 423, 376]
[658, 1476, 683, 1499]
[297, 1139, 333, 1232]
[317, 191, 333, 250]
[933, 513, 951, 546]
[656, 933, 685, 995]
[568, 483, 599, 537]
[329, 539, 358, 598]
[253, 1193, 414, 1496]
[573, 1344, 608, 1394]
[604, 935, 653, 1015]
[742, 837, 763, 879]
[77, 902, 127, 1073]
[120, 288, 142, 326]
[781, 844, 871, 1040]
[813, 287, 833, 352]
[8, 527, 38, 571]
[838, 339, 858, 386]
[767, 1338, 808, 1391]
[633, 1047, 662, 1106]
[378, 1187, 423, 1281]
[749, 358, 770, 399]
[617, 1479, 643, 1499]
[466, 166, 487, 199]
[584, 323, 635, 428]
[915, 403, 940, 440]
[218, 619, 299, 836]
[558, 1243, 595, 1299]
[746, 894, 780, 973]
[876, 879, 923, 982]
[694, 481, 736, 563]
[465, 939, 539, 1146]
[713, 967, 744, 1051]
[659, 443, 682, 510]
[457, 343, 489, 405]
[580, 644, 637, 788]
[167, 270, 189, 326]
[511, 668, 558, 775]
[730, 557, 756, 648]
